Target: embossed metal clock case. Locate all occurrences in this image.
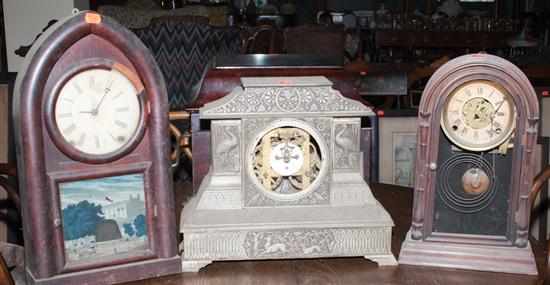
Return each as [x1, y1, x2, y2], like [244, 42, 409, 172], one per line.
[13, 12, 180, 284]
[181, 76, 396, 272]
[399, 54, 539, 275]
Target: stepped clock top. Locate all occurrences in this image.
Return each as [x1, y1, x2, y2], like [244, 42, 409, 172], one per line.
[240, 76, 333, 87]
[200, 76, 374, 118]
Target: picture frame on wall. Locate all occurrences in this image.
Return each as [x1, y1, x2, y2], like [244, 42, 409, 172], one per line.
[540, 92, 550, 137]
[378, 110, 418, 187]
[392, 132, 417, 187]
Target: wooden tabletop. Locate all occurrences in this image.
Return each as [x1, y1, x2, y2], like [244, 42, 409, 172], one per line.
[122, 183, 547, 285]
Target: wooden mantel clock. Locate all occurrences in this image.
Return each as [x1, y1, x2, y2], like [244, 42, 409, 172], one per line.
[13, 12, 180, 284]
[399, 54, 539, 275]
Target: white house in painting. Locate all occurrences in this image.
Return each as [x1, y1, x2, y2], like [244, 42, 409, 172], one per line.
[103, 195, 145, 224]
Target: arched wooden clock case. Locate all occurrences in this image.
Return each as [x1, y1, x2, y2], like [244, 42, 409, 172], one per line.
[398, 54, 539, 275]
[13, 12, 180, 284]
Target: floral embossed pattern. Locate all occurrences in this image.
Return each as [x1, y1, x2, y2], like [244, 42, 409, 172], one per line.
[205, 87, 369, 115]
[275, 89, 300, 111]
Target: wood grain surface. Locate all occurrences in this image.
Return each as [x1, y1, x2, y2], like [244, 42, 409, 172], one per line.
[124, 182, 547, 285]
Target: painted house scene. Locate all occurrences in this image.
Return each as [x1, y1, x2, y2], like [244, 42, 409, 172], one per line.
[3, 0, 550, 284]
[59, 173, 148, 263]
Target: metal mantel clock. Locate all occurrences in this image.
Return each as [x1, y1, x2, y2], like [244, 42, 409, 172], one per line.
[181, 76, 396, 272]
[399, 54, 539, 275]
[13, 12, 180, 284]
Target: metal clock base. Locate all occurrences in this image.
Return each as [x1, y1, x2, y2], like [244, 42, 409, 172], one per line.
[181, 177, 396, 272]
[399, 231, 537, 275]
[25, 257, 182, 285]
[181, 76, 396, 273]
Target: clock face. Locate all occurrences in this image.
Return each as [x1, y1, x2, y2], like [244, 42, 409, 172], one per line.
[252, 126, 322, 195]
[269, 142, 305, 176]
[441, 80, 516, 151]
[54, 67, 142, 156]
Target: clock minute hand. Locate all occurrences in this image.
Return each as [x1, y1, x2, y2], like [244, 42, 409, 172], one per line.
[491, 100, 505, 120]
[490, 99, 506, 132]
[494, 99, 505, 114]
[93, 79, 114, 112]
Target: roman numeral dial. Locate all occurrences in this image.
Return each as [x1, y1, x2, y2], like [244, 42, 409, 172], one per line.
[441, 80, 516, 151]
[54, 66, 142, 156]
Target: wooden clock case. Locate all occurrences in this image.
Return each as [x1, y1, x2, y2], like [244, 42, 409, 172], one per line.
[13, 12, 180, 284]
[399, 54, 539, 275]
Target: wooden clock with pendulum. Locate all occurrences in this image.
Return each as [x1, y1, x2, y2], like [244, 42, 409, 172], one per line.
[13, 12, 180, 284]
[399, 54, 540, 275]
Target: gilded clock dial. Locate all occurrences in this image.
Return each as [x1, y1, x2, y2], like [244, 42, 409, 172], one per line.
[441, 80, 516, 151]
[54, 67, 141, 155]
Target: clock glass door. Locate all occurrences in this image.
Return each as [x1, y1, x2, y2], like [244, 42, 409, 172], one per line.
[432, 137, 513, 237]
[432, 80, 516, 238]
[54, 67, 141, 156]
[59, 173, 149, 266]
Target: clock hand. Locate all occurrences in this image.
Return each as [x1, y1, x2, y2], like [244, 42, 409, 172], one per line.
[93, 78, 114, 113]
[494, 100, 505, 114]
[490, 99, 505, 130]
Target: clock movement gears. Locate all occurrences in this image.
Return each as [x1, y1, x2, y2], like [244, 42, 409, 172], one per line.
[437, 153, 497, 214]
[252, 127, 322, 194]
[441, 80, 516, 152]
[462, 97, 494, 129]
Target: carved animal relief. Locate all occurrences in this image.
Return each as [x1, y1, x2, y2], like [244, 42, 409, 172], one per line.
[181, 76, 396, 272]
[212, 122, 240, 173]
[334, 122, 361, 170]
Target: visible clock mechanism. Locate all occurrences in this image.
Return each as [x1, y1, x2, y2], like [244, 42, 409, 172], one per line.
[252, 126, 322, 195]
[181, 76, 396, 272]
[441, 80, 516, 152]
[437, 80, 517, 212]
[399, 54, 540, 275]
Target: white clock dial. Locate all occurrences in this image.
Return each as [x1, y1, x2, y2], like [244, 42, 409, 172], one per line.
[54, 67, 141, 155]
[269, 142, 305, 176]
[441, 80, 516, 151]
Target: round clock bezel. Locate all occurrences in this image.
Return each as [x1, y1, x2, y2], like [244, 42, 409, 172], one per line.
[247, 119, 329, 202]
[45, 58, 147, 164]
[440, 79, 516, 152]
